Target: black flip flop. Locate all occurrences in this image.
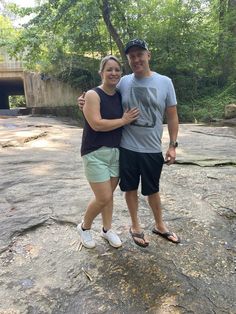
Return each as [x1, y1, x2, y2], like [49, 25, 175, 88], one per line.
[152, 228, 180, 244]
[129, 228, 149, 247]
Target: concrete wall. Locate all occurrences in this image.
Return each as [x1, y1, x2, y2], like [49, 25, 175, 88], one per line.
[24, 72, 81, 108]
[0, 67, 81, 109]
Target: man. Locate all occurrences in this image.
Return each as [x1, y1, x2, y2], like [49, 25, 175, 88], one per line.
[79, 39, 180, 247]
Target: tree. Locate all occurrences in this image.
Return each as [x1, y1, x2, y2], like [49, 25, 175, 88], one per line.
[0, 14, 17, 48]
[218, 0, 236, 83]
[2, 0, 234, 105]
[100, 0, 131, 73]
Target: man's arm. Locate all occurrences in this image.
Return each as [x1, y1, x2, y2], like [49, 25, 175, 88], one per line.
[77, 92, 86, 111]
[165, 105, 179, 165]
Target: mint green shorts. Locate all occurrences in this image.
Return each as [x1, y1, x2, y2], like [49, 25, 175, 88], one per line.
[82, 147, 120, 183]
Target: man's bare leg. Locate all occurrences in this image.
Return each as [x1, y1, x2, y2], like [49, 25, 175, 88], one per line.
[148, 192, 179, 242]
[125, 190, 149, 246]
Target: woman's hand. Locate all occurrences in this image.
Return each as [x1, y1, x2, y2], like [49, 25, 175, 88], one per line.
[122, 108, 139, 125]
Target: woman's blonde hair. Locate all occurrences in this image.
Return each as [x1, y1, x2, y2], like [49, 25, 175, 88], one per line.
[98, 55, 122, 74]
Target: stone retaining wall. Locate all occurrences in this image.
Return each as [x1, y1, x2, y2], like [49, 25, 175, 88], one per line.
[24, 72, 81, 108]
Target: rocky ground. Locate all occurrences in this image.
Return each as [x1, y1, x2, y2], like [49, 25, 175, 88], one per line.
[0, 115, 235, 314]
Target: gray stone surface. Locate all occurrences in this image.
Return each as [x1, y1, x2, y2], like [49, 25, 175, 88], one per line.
[0, 115, 235, 314]
[225, 103, 236, 119]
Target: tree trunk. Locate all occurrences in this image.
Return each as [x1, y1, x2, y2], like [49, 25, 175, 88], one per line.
[101, 0, 131, 74]
[218, 0, 236, 83]
[228, 0, 236, 79]
[218, 0, 228, 84]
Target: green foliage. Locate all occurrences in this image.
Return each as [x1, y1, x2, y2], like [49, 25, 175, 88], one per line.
[1, 0, 235, 123]
[0, 15, 19, 50]
[37, 52, 101, 89]
[179, 83, 236, 123]
[9, 95, 26, 108]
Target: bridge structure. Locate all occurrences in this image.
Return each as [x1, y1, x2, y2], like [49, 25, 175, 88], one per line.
[0, 48, 81, 116]
[0, 48, 25, 109]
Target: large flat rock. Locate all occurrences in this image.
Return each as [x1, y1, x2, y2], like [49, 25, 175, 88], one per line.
[0, 116, 235, 314]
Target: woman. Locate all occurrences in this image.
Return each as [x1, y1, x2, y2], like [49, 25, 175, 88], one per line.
[78, 55, 139, 248]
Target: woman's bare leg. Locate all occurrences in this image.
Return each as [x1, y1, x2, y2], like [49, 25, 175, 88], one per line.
[101, 177, 119, 230]
[83, 179, 113, 229]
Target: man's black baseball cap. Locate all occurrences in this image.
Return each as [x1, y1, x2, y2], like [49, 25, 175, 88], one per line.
[124, 39, 149, 54]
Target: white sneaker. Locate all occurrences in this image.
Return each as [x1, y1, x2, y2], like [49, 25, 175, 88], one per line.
[101, 229, 122, 248]
[77, 223, 96, 249]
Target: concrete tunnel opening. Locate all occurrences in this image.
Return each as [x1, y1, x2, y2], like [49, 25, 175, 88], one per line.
[0, 77, 26, 110]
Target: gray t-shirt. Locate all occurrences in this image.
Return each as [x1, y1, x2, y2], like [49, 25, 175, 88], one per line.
[117, 72, 177, 153]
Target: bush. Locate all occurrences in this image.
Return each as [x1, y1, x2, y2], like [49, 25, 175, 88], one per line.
[178, 83, 236, 123]
[9, 95, 26, 108]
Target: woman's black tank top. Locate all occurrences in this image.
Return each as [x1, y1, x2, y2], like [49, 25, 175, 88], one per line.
[81, 87, 123, 156]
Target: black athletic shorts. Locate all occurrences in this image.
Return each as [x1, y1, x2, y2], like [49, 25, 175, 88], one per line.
[119, 147, 164, 196]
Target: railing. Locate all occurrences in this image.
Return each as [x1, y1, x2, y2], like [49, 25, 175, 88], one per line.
[0, 60, 23, 70]
[0, 48, 24, 71]
[0, 27, 25, 70]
